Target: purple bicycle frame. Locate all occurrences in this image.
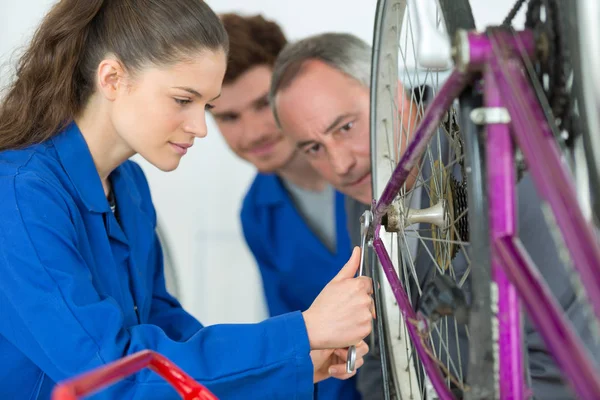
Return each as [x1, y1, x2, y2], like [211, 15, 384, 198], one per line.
[370, 29, 600, 400]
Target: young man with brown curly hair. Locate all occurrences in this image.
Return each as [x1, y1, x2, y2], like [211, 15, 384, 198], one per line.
[209, 14, 362, 400]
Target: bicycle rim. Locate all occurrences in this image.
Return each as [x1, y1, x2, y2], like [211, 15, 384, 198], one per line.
[564, 0, 600, 225]
[369, 0, 496, 398]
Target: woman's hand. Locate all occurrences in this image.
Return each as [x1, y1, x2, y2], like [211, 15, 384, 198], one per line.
[302, 247, 375, 350]
[311, 340, 369, 383]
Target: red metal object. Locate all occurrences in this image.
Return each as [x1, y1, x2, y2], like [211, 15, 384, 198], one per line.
[51, 350, 218, 400]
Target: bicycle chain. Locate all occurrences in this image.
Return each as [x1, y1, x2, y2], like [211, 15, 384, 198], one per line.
[504, 0, 575, 144]
[443, 111, 470, 251]
[435, 0, 576, 262]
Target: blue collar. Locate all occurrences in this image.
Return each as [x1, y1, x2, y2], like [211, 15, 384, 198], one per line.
[51, 122, 140, 213]
[254, 173, 287, 207]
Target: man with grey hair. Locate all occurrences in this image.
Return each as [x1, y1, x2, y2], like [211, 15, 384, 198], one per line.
[270, 33, 374, 208]
[269, 31, 594, 399]
[268, 32, 407, 399]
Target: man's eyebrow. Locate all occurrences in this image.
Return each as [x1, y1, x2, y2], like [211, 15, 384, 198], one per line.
[251, 92, 270, 107]
[211, 110, 237, 118]
[323, 113, 354, 134]
[297, 140, 317, 149]
[211, 92, 266, 118]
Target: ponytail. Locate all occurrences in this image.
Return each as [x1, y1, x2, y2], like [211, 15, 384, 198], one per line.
[0, 0, 105, 150]
[0, 0, 228, 151]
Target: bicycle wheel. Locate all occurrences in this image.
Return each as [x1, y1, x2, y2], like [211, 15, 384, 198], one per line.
[564, 0, 600, 224]
[370, 0, 495, 399]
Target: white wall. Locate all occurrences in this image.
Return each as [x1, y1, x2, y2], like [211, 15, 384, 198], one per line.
[132, 0, 381, 325]
[0, 0, 523, 326]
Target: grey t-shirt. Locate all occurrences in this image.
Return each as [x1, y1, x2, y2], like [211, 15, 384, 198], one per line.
[345, 196, 368, 249]
[282, 179, 337, 253]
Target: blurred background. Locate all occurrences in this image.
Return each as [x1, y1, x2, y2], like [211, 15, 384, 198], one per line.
[0, 0, 524, 326]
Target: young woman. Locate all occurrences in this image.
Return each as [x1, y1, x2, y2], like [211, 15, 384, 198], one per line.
[0, 1, 373, 399]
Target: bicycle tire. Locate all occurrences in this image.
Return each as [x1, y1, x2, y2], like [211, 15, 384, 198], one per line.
[370, 1, 496, 398]
[562, 0, 600, 225]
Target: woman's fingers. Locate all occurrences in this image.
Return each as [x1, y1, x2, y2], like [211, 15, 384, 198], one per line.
[370, 297, 376, 319]
[328, 356, 365, 380]
[333, 340, 369, 361]
[329, 340, 369, 379]
[356, 340, 369, 357]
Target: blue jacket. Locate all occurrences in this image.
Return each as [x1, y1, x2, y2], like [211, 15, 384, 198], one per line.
[0, 123, 314, 400]
[240, 173, 361, 400]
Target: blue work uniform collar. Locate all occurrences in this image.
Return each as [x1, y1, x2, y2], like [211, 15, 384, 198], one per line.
[253, 171, 351, 257]
[51, 121, 141, 213]
[254, 173, 287, 207]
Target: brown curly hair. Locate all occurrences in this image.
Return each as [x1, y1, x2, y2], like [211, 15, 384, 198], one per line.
[220, 13, 287, 84]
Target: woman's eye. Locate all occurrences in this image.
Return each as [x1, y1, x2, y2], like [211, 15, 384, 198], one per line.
[174, 98, 192, 106]
[205, 103, 215, 111]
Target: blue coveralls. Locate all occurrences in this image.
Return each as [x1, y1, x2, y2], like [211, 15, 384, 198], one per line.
[240, 173, 361, 400]
[0, 123, 314, 399]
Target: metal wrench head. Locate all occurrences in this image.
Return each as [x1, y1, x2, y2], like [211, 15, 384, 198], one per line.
[346, 345, 357, 374]
[360, 210, 372, 237]
[347, 210, 374, 374]
[358, 210, 373, 277]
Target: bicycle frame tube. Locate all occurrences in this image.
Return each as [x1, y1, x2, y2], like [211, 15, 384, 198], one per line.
[486, 32, 600, 399]
[371, 68, 471, 400]
[488, 33, 600, 322]
[372, 235, 454, 400]
[51, 350, 218, 400]
[370, 27, 600, 400]
[372, 70, 472, 221]
[484, 66, 525, 400]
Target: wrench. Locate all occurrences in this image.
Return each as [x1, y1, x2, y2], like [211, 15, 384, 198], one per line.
[346, 210, 372, 374]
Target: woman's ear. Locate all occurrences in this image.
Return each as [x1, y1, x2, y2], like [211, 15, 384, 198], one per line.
[96, 57, 127, 101]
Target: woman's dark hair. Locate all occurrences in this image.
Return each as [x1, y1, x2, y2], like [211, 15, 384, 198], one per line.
[0, 0, 229, 151]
